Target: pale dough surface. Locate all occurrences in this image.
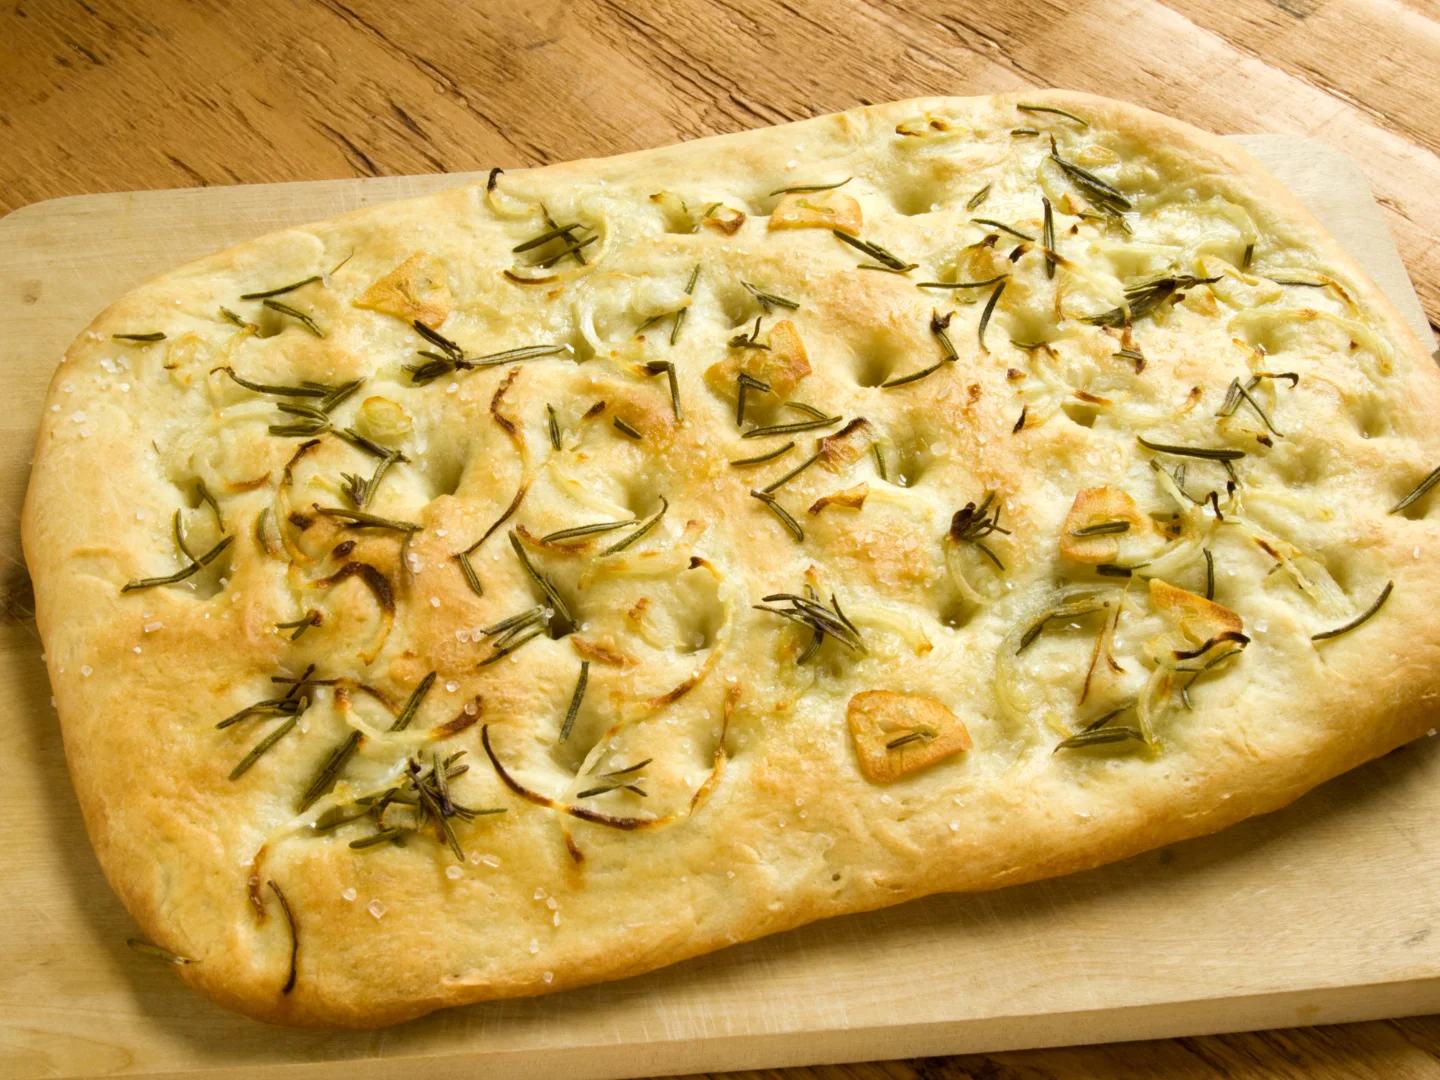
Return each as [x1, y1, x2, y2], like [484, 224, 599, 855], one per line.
[21, 91, 1440, 1026]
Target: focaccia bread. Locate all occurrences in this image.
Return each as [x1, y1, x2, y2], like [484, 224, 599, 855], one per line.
[22, 91, 1440, 1027]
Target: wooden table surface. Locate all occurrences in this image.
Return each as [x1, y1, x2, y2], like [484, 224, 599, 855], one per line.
[4, 2, 1440, 1077]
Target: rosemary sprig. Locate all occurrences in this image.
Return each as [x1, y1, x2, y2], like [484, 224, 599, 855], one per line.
[916, 273, 1009, 291]
[478, 625, 545, 665]
[509, 530, 573, 625]
[736, 372, 770, 427]
[546, 404, 562, 450]
[671, 264, 701, 346]
[313, 506, 422, 532]
[456, 538, 484, 597]
[297, 731, 362, 812]
[971, 217, 1035, 242]
[1203, 548, 1215, 600]
[743, 281, 800, 313]
[1218, 377, 1284, 437]
[341, 447, 401, 509]
[761, 451, 822, 494]
[644, 360, 683, 421]
[769, 178, 851, 195]
[742, 414, 842, 439]
[1390, 466, 1440, 514]
[1055, 726, 1144, 751]
[1049, 135, 1132, 215]
[1136, 436, 1245, 462]
[887, 730, 934, 750]
[349, 828, 404, 849]
[613, 417, 643, 440]
[832, 230, 916, 273]
[751, 492, 804, 540]
[949, 492, 1010, 570]
[756, 591, 865, 653]
[406, 342, 572, 386]
[276, 611, 322, 640]
[121, 534, 233, 593]
[113, 332, 166, 342]
[262, 299, 324, 337]
[601, 495, 668, 555]
[229, 697, 307, 780]
[1017, 103, 1088, 127]
[1083, 275, 1221, 328]
[730, 442, 794, 467]
[729, 315, 768, 350]
[1070, 521, 1130, 537]
[391, 671, 437, 732]
[966, 184, 992, 211]
[559, 661, 589, 742]
[240, 276, 321, 300]
[1311, 581, 1393, 641]
[1011, 127, 1039, 137]
[1042, 197, 1056, 280]
[978, 279, 1006, 352]
[541, 519, 635, 543]
[220, 307, 257, 330]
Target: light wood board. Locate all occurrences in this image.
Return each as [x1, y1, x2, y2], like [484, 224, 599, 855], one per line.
[0, 136, 1436, 1080]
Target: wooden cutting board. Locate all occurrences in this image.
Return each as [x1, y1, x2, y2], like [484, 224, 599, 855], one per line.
[0, 135, 1436, 1080]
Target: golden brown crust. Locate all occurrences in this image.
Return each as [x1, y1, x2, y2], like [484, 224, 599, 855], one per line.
[22, 90, 1440, 1027]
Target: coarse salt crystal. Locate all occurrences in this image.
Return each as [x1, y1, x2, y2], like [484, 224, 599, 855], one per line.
[456, 630, 470, 643]
[342, 888, 357, 901]
[144, 620, 163, 632]
[545, 897, 557, 910]
[446, 865, 464, 880]
[529, 938, 539, 954]
[430, 596, 441, 608]
[534, 887, 546, 900]
[367, 899, 387, 919]
[436, 528, 448, 537]
[71, 411, 85, 423]
[133, 646, 141, 654]
[80, 665, 93, 677]
[480, 854, 501, 868]
[447, 382, 459, 394]
[464, 701, 478, 715]
[543, 971, 554, 983]
[552, 912, 560, 926]
[446, 680, 459, 692]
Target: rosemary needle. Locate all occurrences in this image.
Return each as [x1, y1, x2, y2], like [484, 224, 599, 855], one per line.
[559, 661, 589, 742]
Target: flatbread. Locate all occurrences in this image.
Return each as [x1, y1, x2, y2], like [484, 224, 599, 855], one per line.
[22, 91, 1440, 1027]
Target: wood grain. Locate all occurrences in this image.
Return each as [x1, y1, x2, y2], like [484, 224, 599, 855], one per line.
[4, 2, 1440, 1078]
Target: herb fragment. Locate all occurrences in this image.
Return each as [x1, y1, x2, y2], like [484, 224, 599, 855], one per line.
[240, 276, 321, 300]
[736, 371, 771, 428]
[949, 492, 1010, 570]
[832, 230, 916, 273]
[1042, 197, 1056, 279]
[601, 495, 668, 555]
[262, 299, 324, 337]
[391, 672, 437, 732]
[546, 404, 562, 450]
[1218, 376, 1287, 437]
[916, 273, 1009, 291]
[229, 697, 307, 780]
[1389, 466, 1440, 514]
[341, 447, 401, 510]
[1203, 548, 1215, 601]
[644, 360, 683, 421]
[313, 506, 422, 532]
[886, 730, 934, 750]
[756, 591, 864, 654]
[978, 279, 1006, 353]
[730, 442, 795, 467]
[966, 184, 992, 211]
[1136, 436, 1245, 462]
[769, 178, 851, 195]
[671, 264, 701, 346]
[113, 332, 166, 342]
[971, 217, 1035, 242]
[743, 281, 800, 312]
[509, 530, 573, 626]
[750, 490, 805, 541]
[1049, 135, 1132, 215]
[1055, 726, 1145, 751]
[1243, 243, 1255, 270]
[220, 307, 258, 330]
[1017, 103, 1089, 127]
[456, 541, 484, 597]
[729, 315, 768, 350]
[1311, 582, 1394, 641]
[613, 417, 643, 440]
[1070, 521, 1130, 537]
[276, 611, 322, 640]
[559, 661, 589, 742]
[122, 534, 233, 593]
[1083, 275, 1221, 328]
[761, 451, 822, 494]
[540, 519, 635, 543]
[742, 414, 842, 439]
